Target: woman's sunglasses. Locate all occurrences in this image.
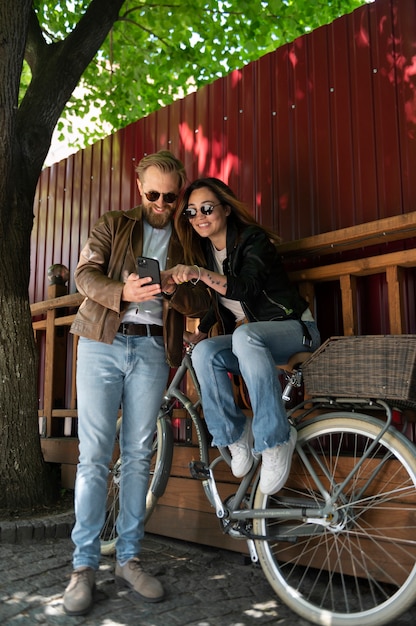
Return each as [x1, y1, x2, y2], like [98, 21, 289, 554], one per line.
[144, 191, 178, 204]
[182, 202, 222, 219]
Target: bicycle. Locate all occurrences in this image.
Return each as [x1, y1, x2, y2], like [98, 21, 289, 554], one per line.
[100, 342, 416, 626]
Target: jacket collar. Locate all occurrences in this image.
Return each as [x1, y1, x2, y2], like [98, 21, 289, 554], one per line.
[123, 205, 144, 221]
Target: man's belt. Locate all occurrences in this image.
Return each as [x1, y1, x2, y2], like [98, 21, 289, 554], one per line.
[117, 323, 163, 337]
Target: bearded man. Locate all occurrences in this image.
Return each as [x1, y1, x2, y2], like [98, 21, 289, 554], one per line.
[63, 151, 209, 615]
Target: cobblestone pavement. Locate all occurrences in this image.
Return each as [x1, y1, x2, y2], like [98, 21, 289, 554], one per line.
[1, 512, 416, 625]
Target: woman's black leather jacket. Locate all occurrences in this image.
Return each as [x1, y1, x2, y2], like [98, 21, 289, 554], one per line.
[198, 222, 309, 336]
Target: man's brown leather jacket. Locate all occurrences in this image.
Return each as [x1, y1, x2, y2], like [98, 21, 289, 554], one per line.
[70, 206, 209, 367]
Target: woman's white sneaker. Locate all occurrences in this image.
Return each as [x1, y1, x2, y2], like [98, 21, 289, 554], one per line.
[260, 426, 297, 495]
[228, 419, 254, 477]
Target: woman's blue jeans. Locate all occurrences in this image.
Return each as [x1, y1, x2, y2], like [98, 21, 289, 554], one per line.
[71, 334, 169, 570]
[191, 320, 320, 453]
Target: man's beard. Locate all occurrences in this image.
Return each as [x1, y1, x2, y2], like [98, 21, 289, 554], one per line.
[142, 203, 174, 229]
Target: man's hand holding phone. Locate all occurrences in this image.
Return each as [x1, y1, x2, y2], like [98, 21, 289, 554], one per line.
[122, 273, 161, 303]
[136, 256, 161, 285]
[122, 257, 162, 303]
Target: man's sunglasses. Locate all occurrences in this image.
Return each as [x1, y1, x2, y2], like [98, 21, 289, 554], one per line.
[182, 202, 222, 219]
[144, 191, 178, 204]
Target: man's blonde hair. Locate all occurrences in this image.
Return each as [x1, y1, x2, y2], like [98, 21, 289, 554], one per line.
[135, 150, 187, 190]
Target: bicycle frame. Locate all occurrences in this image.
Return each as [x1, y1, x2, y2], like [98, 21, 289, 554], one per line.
[165, 347, 412, 546]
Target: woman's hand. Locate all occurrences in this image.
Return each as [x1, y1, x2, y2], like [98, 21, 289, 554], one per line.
[160, 270, 177, 295]
[183, 329, 207, 345]
[169, 264, 201, 285]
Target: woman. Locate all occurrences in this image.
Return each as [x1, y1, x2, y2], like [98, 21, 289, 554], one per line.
[169, 178, 320, 494]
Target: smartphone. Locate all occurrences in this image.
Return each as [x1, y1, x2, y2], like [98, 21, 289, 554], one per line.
[136, 256, 161, 285]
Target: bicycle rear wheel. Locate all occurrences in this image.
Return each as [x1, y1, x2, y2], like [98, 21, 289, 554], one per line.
[100, 415, 173, 555]
[253, 415, 416, 626]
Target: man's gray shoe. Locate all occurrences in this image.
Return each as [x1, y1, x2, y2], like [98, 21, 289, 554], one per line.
[115, 557, 164, 602]
[63, 567, 96, 616]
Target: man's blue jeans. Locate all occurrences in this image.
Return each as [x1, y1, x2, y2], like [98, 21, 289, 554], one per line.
[191, 320, 320, 453]
[71, 334, 169, 570]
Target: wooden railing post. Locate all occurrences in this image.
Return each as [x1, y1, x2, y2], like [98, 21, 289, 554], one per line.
[340, 274, 358, 336]
[43, 307, 56, 437]
[386, 265, 405, 334]
[42, 283, 68, 437]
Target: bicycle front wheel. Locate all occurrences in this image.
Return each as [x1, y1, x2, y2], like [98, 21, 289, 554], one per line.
[100, 415, 173, 555]
[253, 415, 416, 626]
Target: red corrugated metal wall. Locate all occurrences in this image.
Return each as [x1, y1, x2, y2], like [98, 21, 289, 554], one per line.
[32, 0, 416, 306]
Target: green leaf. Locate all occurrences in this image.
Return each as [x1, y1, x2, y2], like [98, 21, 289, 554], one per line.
[32, 0, 369, 150]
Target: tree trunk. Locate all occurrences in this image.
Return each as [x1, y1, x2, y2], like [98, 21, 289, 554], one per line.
[0, 0, 125, 512]
[0, 190, 55, 509]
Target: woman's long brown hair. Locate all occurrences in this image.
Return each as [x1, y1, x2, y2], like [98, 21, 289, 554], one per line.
[174, 177, 281, 265]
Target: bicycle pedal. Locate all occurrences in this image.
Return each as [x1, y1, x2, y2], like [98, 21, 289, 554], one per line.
[189, 460, 210, 480]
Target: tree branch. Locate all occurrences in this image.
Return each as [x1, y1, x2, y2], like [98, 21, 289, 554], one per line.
[18, 0, 126, 183]
[25, 6, 49, 74]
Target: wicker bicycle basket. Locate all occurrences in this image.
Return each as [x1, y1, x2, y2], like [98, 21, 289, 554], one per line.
[302, 335, 416, 409]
